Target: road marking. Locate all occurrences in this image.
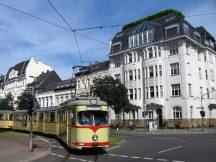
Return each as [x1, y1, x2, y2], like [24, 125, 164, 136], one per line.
[78, 159, 86, 162]
[158, 146, 182, 154]
[57, 154, 64, 157]
[131, 156, 141, 159]
[143, 157, 154, 160]
[157, 159, 168, 161]
[106, 145, 120, 151]
[172, 161, 185, 162]
[52, 145, 63, 149]
[49, 152, 57, 156]
[70, 157, 77, 160]
[117, 155, 128, 158]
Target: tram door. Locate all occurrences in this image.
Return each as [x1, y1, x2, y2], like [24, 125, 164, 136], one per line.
[68, 109, 76, 146]
[59, 110, 67, 143]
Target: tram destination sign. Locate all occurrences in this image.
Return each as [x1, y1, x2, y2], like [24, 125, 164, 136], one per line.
[86, 106, 101, 111]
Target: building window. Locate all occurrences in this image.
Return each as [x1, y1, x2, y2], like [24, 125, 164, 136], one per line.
[149, 66, 154, 78]
[145, 67, 148, 78]
[77, 80, 80, 89]
[160, 85, 163, 97]
[134, 69, 137, 80]
[156, 86, 159, 97]
[134, 88, 137, 99]
[173, 107, 182, 119]
[129, 70, 133, 81]
[150, 86, 154, 98]
[138, 69, 141, 79]
[148, 47, 153, 59]
[158, 47, 161, 57]
[204, 53, 207, 62]
[207, 88, 209, 98]
[171, 84, 181, 96]
[114, 74, 121, 81]
[144, 49, 147, 60]
[111, 43, 121, 53]
[159, 65, 162, 76]
[200, 86, 203, 94]
[114, 56, 121, 67]
[188, 84, 192, 97]
[183, 24, 189, 35]
[128, 54, 132, 63]
[169, 43, 178, 56]
[199, 68, 202, 79]
[138, 88, 141, 99]
[194, 32, 201, 43]
[154, 47, 157, 57]
[146, 87, 148, 99]
[155, 65, 158, 77]
[166, 25, 178, 38]
[170, 63, 179, 76]
[129, 89, 133, 100]
[205, 70, 208, 80]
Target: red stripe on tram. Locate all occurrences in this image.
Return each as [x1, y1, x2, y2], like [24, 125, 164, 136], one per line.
[71, 125, 108, 133]
[75, 141, 109, 146]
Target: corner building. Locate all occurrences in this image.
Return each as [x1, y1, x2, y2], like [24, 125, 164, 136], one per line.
[109, 13, 216, 128]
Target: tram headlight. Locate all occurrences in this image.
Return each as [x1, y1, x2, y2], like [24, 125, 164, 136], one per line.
[92, 134, 98, 141]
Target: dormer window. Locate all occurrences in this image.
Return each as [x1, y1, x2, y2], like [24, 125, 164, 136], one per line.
[111, 43, 121, 53]
[194, 32, 201, 43]
[165, 24, 179, 38]
[183, 24, 189, 35]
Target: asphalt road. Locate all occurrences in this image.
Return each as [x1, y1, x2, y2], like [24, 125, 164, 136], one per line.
[33, 132, 216, 162]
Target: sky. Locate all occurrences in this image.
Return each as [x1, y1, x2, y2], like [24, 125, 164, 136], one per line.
[0, 0, 215, 79]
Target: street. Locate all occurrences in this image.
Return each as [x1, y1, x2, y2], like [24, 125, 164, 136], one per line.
[33, 132, 216, 162]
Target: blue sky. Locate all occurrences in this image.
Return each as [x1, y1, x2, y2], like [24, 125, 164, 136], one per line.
[0, 0, 215, 79]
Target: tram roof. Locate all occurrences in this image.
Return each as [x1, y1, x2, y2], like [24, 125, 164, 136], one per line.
[0, 110, 14, 113]
[60, 97, 108, 107]
[37, 106, 59, 112]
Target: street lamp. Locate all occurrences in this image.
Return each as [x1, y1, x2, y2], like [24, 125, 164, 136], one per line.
[29, 76, 37, 152]
[200, 89, 216, 131]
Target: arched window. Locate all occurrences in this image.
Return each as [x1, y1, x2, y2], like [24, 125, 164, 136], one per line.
[173, 107, 182, 119]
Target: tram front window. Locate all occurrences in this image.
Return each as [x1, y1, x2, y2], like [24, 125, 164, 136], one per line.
[78, 111, 108, 126]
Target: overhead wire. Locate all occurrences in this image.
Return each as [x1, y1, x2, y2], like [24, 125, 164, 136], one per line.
[0, 1, 109, 46]
[45, 0, 83, 62]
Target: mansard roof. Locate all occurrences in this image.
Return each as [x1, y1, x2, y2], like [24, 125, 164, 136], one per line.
[75, 60, 109, 77]
[110, 13, 216, 55]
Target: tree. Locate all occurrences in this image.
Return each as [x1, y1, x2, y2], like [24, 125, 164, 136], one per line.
[0, 93, 13, 110]
[93, 76, 137, 125]
[16, 91, 34, 112]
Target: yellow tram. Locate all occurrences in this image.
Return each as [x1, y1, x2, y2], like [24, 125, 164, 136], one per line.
[0, 97, 109, 150]
[0, 110, 13, 129]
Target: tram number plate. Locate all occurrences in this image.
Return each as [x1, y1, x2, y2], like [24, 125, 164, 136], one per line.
[86, 107, 101, 111]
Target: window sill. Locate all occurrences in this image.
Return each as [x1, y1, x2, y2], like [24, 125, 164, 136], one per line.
[170, 95, 182, 97]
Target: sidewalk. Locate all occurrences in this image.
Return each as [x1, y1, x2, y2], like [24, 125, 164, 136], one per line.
[0, 135, 50, 162]
[114, 127, 216, 135]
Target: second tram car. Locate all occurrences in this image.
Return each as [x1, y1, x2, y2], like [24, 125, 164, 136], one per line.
[0, 97, 109, 150]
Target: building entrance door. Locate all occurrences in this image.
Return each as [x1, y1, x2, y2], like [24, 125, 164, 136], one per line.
[156, 108, 163, 128]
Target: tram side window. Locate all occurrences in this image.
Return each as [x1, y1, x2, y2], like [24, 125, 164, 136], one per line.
[39, 113, 44, 122]
[0, 114, 3, 120]
[4, 114, 9, 120]
[49, 112, 55, 122]
[9, 114, 13, 120]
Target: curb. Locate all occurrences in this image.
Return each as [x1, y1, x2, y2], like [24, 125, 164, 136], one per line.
[21, 136, 52, 162]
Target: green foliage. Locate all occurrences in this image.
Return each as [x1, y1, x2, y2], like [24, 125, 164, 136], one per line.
[93, 76, 136, 114]
[122, 9, 185, 30]
[0, 93, 13, 110]
[16, 91, 34, 110]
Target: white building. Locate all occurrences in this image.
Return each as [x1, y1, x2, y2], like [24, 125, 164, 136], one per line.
[75, 61, 110, 97]
[36, 78, 76, 108]
[109, 13, 216, 128]
[3, 58, 52, 107]
[0, 75, 5, 99]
